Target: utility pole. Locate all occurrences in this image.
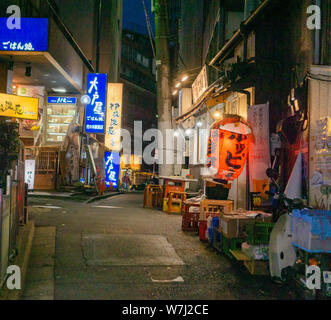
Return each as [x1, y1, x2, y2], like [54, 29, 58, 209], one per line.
[96, 0, 102, 73]
[153, 0, 174, 177]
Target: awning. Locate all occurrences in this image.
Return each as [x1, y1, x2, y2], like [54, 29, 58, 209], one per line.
[175, 84, 232, 124]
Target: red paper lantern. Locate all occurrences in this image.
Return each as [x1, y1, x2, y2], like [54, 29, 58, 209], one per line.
[207, 115, 251, 181]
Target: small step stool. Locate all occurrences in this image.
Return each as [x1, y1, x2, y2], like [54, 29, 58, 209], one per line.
[167, 192, 186, 215]
[230, 250, 269, 276]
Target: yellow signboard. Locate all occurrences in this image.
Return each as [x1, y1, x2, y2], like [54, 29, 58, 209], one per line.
[105, 83, 123, 151]
[0, 93, 39, 120]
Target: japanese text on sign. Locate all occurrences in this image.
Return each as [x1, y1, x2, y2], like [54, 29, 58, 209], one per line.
[85, 73, 107, 133]
[105, 83, 123, 151]
[104, 152, 120, 188]
[0, 18, 48, 52]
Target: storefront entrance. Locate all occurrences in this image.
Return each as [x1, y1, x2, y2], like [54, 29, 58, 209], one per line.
[34, 148, 58, 190]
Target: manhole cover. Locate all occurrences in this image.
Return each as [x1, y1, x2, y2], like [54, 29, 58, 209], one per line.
[82, 234, 185, 266]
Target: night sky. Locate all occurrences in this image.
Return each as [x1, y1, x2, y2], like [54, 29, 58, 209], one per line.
[123, 0, 154, 34]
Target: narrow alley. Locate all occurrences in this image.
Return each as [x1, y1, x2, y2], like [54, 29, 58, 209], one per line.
[25, 193, 294, 300]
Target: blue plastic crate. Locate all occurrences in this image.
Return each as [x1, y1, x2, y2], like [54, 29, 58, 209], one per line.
[211, 216, 219, 228]
[208, 227, 214, 244]
[291, 209, 331, 253]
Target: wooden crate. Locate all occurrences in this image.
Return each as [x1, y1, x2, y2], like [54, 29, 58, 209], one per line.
[244, 259, 269, 276]
[200, 199, 234, 220]
[143, 185, 163, 208]
[230, 250, 251, 261]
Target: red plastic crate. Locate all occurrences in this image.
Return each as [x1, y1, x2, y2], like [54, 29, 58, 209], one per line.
[199, 220, 208, 242]
[182, 203, 200, 232]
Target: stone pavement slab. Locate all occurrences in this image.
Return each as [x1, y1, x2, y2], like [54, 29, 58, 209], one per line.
[82, 234, 185, 267]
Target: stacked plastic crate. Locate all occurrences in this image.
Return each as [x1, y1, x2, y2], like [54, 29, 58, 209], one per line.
[291, 209, 331, 253]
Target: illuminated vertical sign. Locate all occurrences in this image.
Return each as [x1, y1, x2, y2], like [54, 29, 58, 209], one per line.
[85, 73, 107, 133]
[104, 152, 120, 188]
[105, 83, 123, 151]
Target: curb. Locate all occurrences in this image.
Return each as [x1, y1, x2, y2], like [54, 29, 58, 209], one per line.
[28, 192, 124, 203]
[85, 192, 124, 204]
[28, 194, 76, 201]
[0, 220, 35, 300]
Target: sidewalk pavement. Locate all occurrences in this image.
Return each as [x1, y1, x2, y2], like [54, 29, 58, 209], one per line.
[22, 227, 56, 300]
[0, 221, 35, 300]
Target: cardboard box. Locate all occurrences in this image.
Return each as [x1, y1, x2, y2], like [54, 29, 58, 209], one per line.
[219, 211, 273, 239]
[244, 211, 273, 222]
[223, 210, 272, 222]
[220, 214, 250, 239]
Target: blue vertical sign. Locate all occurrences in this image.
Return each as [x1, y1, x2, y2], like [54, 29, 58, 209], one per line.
[85, 73, 107, 133]
[104, 152, 120, 188]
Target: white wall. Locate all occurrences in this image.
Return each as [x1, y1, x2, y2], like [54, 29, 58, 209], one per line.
[309, 65, 331, 210]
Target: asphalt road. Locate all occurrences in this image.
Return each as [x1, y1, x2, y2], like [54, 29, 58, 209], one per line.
[27, 193, 295, 300]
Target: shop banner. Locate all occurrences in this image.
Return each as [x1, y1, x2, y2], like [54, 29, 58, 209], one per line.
[192, 65, 208, 103]
[17, 85, 44, 132]
[0, 93, 39, 120]
[25, 160, 36, 190]
[105, 83, 123, 151]
[105, 152, 120, 188]
[85, 73, 107, 133]
[247, 103, 270, 198]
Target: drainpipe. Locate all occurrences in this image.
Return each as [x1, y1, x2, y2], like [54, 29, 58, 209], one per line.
[314, 0, 321, 65]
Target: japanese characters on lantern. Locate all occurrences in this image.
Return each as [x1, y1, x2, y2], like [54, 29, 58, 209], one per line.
[207, 116, 251, 182]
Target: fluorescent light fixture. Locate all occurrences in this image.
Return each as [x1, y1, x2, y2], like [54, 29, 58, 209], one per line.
[181, 75, 188, 82]
[52, 88, 67, 93]
[175, 82, 181, 88]
[172, 90, 178, 96]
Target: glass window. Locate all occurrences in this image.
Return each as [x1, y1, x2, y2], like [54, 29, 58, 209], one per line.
[46, 103, 76, 143]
